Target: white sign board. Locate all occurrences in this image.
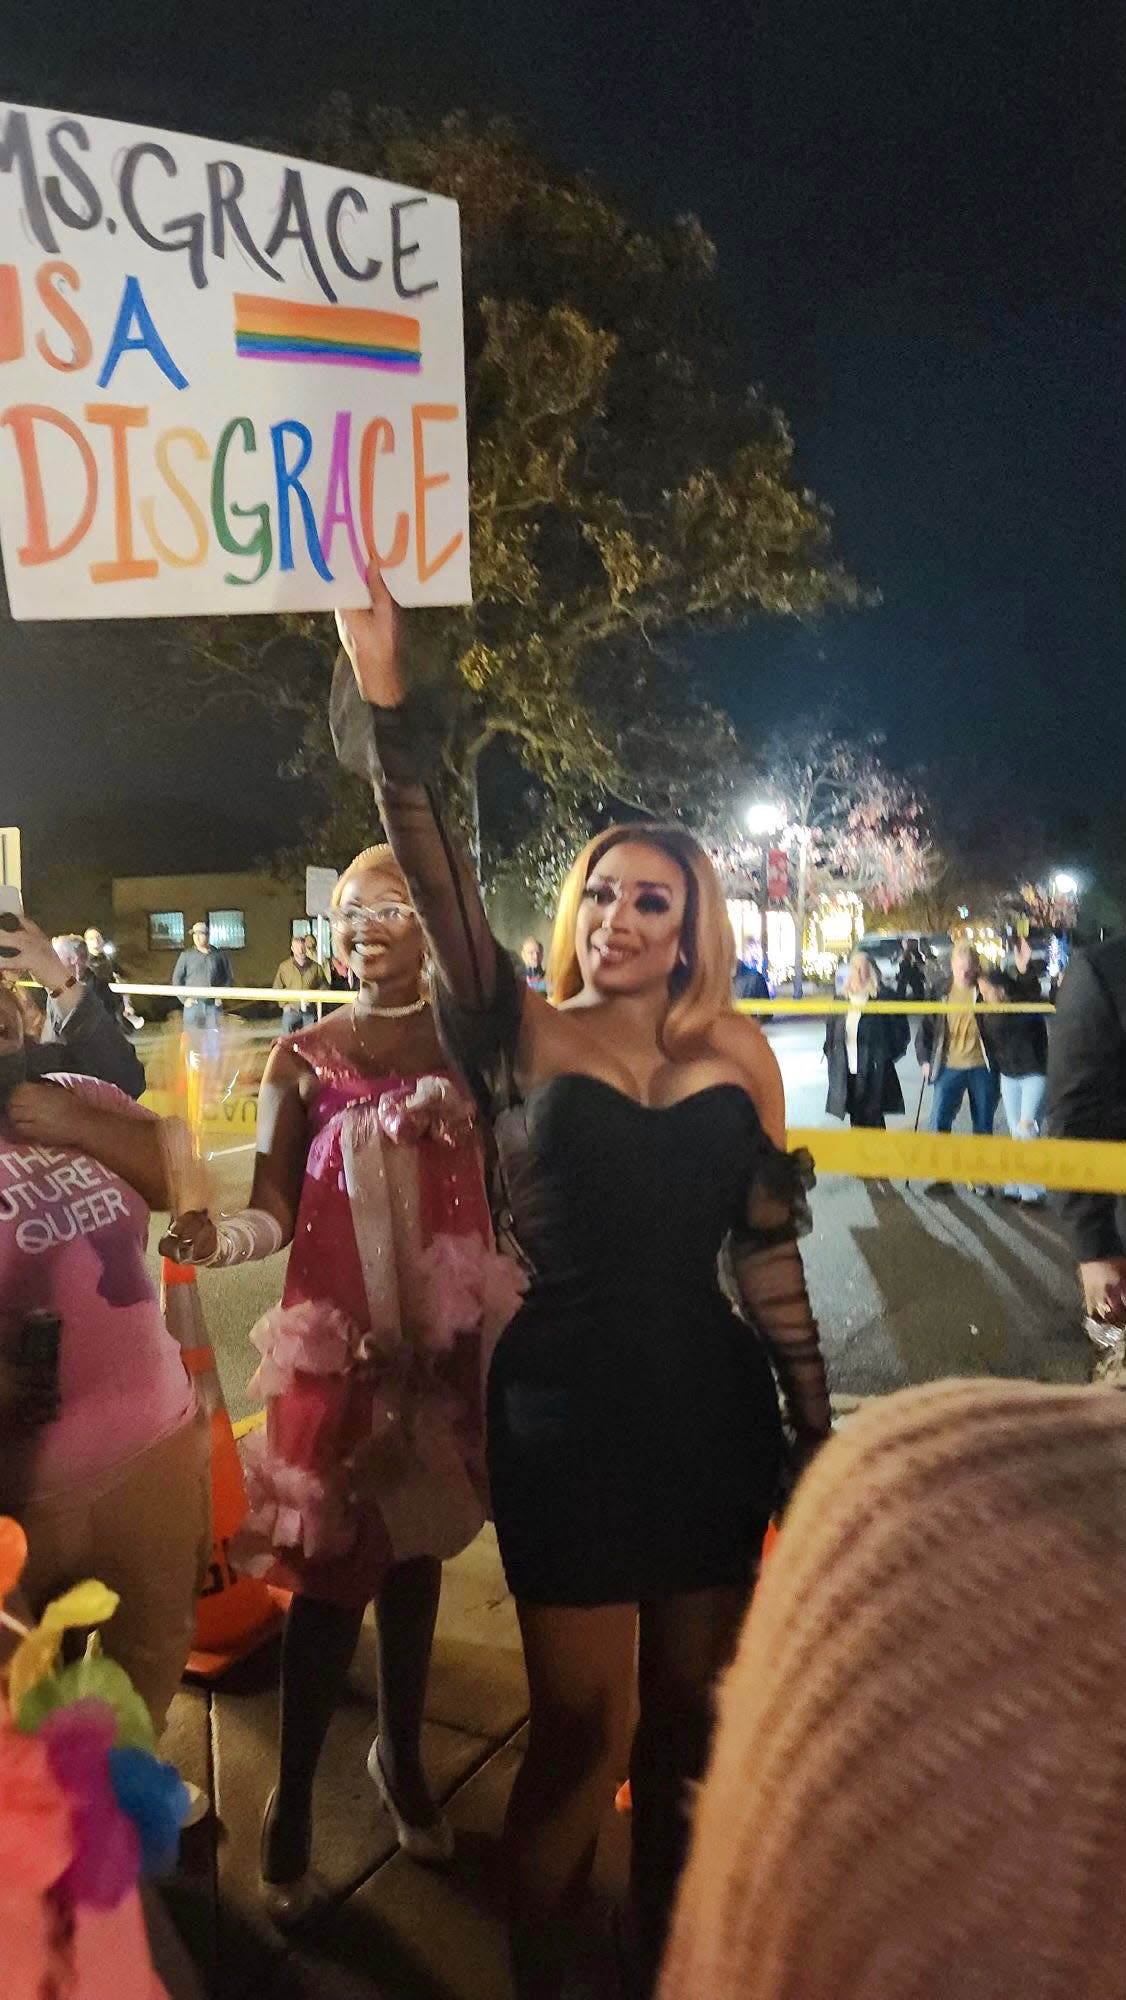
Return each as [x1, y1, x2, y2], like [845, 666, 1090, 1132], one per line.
[305, 865, 339, 918]
[0, 104, 471, 619]
[0, 826, 21, 887]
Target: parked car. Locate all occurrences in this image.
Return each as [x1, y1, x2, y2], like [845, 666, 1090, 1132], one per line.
[853, 932, 953, 987]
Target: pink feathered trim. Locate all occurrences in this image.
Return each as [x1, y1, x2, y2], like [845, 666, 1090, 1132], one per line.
[417, 1236, 528, 1353]
[246, 1300, 357, 1400]
[238, 1430, 356, 1563]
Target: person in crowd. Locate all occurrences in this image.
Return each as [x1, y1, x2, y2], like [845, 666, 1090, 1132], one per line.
[916, 942, 996, 1191]
[0, 981, 209, 1735]
[520, 936, 547, 994]
[733, 956, 771, 1003]
[660, 1376, 1126, 2000]
[162, 845, 519, 1919]
[330, 564, 830, 1999]
[327, 945, 358, 991]
[2, 912, 145, 1099]
[52, 932, 91, 981]
[824, 950, 909, 1129]
[272, 930, 328, 1034]
[84, 925, 144, 1032]
[978, 947, 1048, 1205]
[171, 921, 234, 1033]
[895, 937, 927, 1000]
[1047, 932, 1126, 1326]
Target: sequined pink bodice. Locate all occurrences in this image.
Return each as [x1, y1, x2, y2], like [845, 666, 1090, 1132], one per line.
[285, 1020, 412, 1134]
[276, 1023, 489, 1330]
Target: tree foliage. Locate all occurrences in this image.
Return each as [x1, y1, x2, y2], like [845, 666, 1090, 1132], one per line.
[172, 102, 863, 882]
[717, 718, 938, 918]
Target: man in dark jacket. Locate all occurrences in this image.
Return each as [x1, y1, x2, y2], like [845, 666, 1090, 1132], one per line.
[895, 941, 927, 1001]
[1, 913, 145, 1100]
[733, 958, 771, 1003]
[1046, 934, 1126, 1323]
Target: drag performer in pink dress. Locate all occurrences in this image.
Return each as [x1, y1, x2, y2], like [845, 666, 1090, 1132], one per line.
[162, 845, 522, 1916]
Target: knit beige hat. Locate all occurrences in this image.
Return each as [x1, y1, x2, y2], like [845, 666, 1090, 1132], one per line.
[660, 1378, 1126, 2000]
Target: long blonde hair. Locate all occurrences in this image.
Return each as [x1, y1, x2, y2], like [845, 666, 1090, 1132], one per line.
[547, 823, 735, 1054]
[846, 950, 880, 1000]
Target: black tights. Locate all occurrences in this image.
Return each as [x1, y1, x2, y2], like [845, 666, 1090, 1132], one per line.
[262, 1554, 442, 1882]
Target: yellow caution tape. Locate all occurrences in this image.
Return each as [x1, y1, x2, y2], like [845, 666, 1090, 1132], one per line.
[734, 998, 1052, 1015]
[231, 1409, 266, 1439]
[790, 1126, 1126, 1195]
[112, 981, 352, 1005]
[17, 977, 1049, 1015]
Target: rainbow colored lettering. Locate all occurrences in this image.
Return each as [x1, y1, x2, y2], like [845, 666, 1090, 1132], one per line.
[233, 294, 422, 373]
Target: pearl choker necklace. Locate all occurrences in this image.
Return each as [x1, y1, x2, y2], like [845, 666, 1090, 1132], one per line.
[355, 995, 428, 1021]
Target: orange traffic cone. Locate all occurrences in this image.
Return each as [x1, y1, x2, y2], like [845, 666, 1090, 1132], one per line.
[161, 1257, 285, 1675]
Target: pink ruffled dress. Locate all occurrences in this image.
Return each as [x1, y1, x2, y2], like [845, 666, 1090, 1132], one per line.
[233, 1030, 524, 1608]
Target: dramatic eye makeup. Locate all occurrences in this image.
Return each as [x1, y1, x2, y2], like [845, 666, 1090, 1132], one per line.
[582, 876, 674, 915]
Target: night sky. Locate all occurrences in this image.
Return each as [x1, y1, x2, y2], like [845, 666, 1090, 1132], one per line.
[3, 0, 1123, 887]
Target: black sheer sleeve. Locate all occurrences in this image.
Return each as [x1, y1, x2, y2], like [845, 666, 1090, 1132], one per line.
[728, 1147, 832, 1443]
[330, 653, 525, 1114]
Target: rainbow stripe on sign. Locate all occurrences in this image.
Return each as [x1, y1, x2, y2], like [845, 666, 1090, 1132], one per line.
[233, 294, 422, 372]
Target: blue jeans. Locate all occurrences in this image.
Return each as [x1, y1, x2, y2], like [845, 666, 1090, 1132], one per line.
[998, 1072, 1047, 1199]
[931, 1064, 996, 1137]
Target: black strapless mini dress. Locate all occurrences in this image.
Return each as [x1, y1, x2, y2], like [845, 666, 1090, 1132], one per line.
[487, 1073, 786, 1605]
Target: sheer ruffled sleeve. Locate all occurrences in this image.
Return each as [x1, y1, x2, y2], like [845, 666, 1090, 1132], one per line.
[330, 653, 524, 1116]
[728, 1146, 832, 1445]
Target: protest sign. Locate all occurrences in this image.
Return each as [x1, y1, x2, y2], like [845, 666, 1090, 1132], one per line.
[0, 104, 471, 618]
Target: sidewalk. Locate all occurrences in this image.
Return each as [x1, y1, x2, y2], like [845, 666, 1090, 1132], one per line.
[158, 1527, 629, 2000]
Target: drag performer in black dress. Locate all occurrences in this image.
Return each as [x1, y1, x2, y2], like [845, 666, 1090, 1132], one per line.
[332, 566, 831, 1998]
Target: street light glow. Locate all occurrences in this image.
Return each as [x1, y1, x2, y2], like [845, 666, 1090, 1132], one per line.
[1053, 871, 1078, 897]
[745, 801, 783, 836]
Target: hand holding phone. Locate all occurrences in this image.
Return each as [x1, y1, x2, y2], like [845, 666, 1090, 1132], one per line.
[0, 884, 23, 957]
[0, 903, 70, 990]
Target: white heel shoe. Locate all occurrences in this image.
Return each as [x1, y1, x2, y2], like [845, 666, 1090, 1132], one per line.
[259, 1787, 320, 1925]
[367, 1737, 455, 1866]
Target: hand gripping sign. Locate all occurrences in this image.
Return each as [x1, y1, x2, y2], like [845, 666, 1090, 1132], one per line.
[0, 105, 471, 617]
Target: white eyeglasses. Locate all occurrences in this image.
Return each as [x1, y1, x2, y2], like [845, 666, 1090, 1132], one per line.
[332, 903, 415, 929]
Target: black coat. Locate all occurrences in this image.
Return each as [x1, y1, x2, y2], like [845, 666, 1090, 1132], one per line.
[979, 972, 1048, 1078]
[825, 988, 910, 1123]
[895, 957, 926, 1001]
[1046, 936, 1126, 1263]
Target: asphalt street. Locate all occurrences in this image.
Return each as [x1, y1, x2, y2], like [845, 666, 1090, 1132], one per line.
[143, 1015, 1089, 1424]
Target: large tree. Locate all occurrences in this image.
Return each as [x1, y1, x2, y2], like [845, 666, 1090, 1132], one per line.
[170, 102, 862, 886]
[716, 718, 937, 993]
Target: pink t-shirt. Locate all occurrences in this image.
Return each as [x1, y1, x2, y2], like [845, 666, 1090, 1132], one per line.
[0, 1075, 193, 1501]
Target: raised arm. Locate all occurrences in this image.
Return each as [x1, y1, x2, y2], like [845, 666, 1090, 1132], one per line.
[333, 566, 521, 1077]
[6, 914, 145, 1099]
